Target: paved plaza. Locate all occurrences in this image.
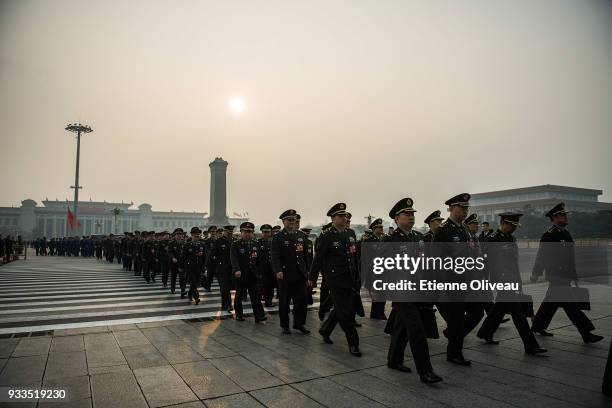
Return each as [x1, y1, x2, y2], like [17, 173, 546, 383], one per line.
[0, 256, 610, 407]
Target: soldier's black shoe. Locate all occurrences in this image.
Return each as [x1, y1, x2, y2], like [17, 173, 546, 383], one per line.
[582, 332, 604, 343]
[319, 330, 333, 344]
[354, 322, 362, 328]
[282, 328, 291, 335]
[387, 363, 411, 373]
[370, 314, 387, 320]
[235, 316, 245, 321]
[180, 292, 187, 299]
[420, 371, 443, 384]
[171, 290, 175, 294]
[163, 283, 167, 288]
[255, 316, 268, 323]
[294, 326, 310, 334]
[477, 333, 499, 345]
[532, 327, 553, 337]
[349, 346, 362, 357]
[318, 309, 326, 321]
[195, 298, 200, 305]
[447, 357, 471, 366]
[526, 347, 548, 354]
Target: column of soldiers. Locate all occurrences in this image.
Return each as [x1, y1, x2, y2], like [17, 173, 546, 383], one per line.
[30, 197, 606, 387]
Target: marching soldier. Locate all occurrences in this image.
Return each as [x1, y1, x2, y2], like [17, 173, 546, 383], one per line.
[208, 225, 235, 312]
[230, 222, 267, 322]
[271, 209, 310, 335]
[203, 226, 217, 292]
[461, 213, 488, 337]
[309, 203, 361, 356]
[384, 198, 442, 382]
[315, 222, 333, 321]
[158, 231, 170, 288]
[168, 228, 187, 296]
[132, 231, 142, 276]
[530, 203, 604, 343]
[433, 193, 474, 366]
[180, 227, 205, 304]
[477, 213, 547, 354]
[258, 224, 276, 307]
[363, 218, 387, 320]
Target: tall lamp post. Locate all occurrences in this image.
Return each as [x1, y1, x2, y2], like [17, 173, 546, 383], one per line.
[112, 208, 121, 234]
[65, 123, 93, 236]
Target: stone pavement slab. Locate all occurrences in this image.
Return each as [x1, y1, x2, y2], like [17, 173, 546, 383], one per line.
[50, 335, 84, 353]
[204, 392, 264, 407]
[209, 355, 284, 391]
[173, 360, 243, 399]
[90, 371, 148, 408]
[121, 344, 169, 369]
[12, 337, 51, 357]
[44, 350, 88, 379]
[249, 385, 325, 408]
[133, 365, 199, 407]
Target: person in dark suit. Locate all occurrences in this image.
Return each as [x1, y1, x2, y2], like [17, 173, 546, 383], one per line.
[208, 225, 235, 312]
[477, 221, 493, 242]
[530, 203, 603, 343]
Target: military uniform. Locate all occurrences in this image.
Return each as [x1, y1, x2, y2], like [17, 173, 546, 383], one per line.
[271, 209, 310, 333]
[257, 224, 276, 307]
[531, 203, 601, 342]
[180, 227, 206, 304]
[383, 198, 441, 382]
[309, 203, 360, 355]
[208, 226, 234, 311]
[432, 193, 474, 365]
[230, 222, 267, 321]
[168, 229, 186, 295]
[477, 213, 545, 353]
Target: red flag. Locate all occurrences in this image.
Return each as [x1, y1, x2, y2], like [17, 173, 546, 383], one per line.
[67, 207, 81, 232]
[67, 207, 75, 231]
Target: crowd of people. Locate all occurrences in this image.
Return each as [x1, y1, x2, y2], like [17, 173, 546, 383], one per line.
[30, 196, 610, 390]
[0, 234, 21, 264]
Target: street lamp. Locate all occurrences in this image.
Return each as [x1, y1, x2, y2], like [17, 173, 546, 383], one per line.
[65, 123, 93, 236]
[112, 208, 121, 234]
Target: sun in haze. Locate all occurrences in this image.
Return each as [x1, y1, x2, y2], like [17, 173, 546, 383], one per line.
[229, 96, 246, 114]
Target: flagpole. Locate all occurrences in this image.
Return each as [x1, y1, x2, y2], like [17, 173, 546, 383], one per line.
[65, 123, 93, 237]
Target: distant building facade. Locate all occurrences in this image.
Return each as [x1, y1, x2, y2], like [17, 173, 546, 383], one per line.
[0, 199, 247, 239]
[0, 157, 247, 238]
[470, 184, 612, 223]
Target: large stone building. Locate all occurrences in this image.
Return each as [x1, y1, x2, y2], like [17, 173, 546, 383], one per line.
[0, 157, 247, 238]
[470, 184, 612, 223]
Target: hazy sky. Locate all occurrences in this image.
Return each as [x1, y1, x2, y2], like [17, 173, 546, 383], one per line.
[1, 0, 611, 226]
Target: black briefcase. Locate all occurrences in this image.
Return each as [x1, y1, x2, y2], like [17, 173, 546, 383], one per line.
[549, 286, 591, 310]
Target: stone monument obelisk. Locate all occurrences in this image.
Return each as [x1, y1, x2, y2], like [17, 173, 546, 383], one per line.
[208, 157, 229, 225]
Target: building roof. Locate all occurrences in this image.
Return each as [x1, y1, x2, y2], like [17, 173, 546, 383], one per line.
[471, 184, 602, 199]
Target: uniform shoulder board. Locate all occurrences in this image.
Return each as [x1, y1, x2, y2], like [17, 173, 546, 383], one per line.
[440, 220, 449, 227]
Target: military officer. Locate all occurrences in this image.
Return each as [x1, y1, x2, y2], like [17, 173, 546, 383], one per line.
[433, 193, 474, 366]
[315, 222, 333, 321]
[258, 224, 276, 307]
[530, 203, 604, 343]
[383, 198, 442, 383]
[363, 218, 387, 320]
[271, 209, 310, 335]
[180, 227, 205, 304]
[476, 213, 547, 354]
[208, 225, 235, 312]
[168, 228, 186, 296]
[309, 203, 361, 357]
[158, 231, 170, 288]
[230, 222, 267, 322]
[203, 226, 218, 292]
